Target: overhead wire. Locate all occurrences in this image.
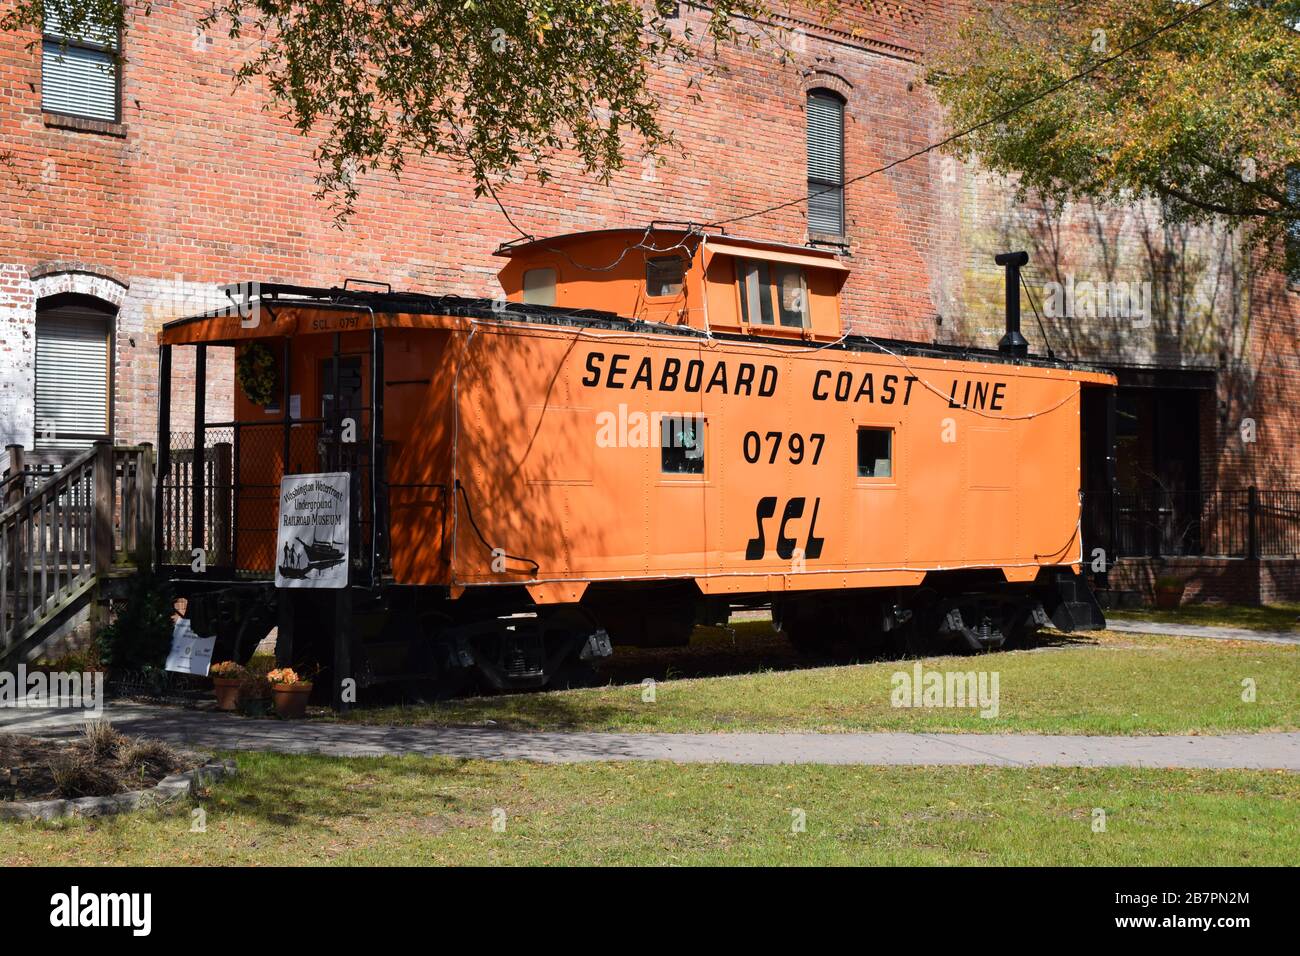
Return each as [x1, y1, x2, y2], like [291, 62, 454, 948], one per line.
[707, 0, 1226, 228]
[471, 0, 1226, 281]
[429, 0, 1213, 451]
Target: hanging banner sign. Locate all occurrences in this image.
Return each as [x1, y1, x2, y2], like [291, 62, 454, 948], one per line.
[164, 619, 216, 675]
[275, 472, 350, 589]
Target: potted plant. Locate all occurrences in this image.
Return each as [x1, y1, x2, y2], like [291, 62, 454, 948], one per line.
[209, 661, 246, 712]
[238, 655, 275, 716]
[1153, 573, 1187, 609]
[268, 668, 313, 719]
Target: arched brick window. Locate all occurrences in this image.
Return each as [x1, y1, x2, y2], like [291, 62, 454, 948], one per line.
[34, 293, 115, 451]
[806, 89, 845, 238]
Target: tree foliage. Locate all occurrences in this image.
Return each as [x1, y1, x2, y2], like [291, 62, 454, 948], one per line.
[926, 0, 1300, 269]
[5, 0, 791, 222]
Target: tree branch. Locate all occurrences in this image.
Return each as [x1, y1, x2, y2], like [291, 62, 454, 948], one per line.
[1151, 182, 1290, 220]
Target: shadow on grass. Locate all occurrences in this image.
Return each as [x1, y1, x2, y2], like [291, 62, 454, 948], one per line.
[592, 620, 1102, 685]
[341, 620, 1112, 729]
[204, 751, 492, 830]
[594, 623, 809, 684]
[1022, 630, 1102, 651]
[394, 694, 631, 732]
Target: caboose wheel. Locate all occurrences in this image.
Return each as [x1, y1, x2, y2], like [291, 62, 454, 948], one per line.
[774, 603, 835, 658]
[547, 658, 601, 690]
[776, 597, 889, 659]
[1002, 601, 1051, 650]
[895, 616, 951, 657]
[780, 621, 836, 658]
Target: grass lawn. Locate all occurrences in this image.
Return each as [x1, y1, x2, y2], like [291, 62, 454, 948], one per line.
[1, 753, 1294, 865]
[340, 624, 1299, 735]
[1106, 602, 1300, 632]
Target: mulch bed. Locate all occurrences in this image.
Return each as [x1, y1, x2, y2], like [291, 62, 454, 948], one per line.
[0, 731, 202, 803]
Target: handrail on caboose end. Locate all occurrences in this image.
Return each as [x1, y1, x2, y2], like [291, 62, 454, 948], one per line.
[155, 309, 393, 588]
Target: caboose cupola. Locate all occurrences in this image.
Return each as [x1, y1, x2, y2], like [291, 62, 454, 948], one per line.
[495, 225, 850, 341]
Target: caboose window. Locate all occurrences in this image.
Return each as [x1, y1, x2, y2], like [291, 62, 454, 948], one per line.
[775, 265, 809, 328]
[737, 259, 775, 327]
[661, 415, 705, 474]
[737, 258, 808, 329]
[857, 427, 892, 478]
[523, 267, 557, 306]
[646, 256, 685, 297]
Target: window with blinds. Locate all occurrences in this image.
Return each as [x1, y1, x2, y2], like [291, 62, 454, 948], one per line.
[806, 91, 845, 237]
[35, 302, 113, 450]
[42, 8, 119, 122]
[1287, 166, 1300, 286]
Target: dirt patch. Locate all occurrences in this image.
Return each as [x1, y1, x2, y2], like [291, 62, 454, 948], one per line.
[0, 725, 202, 802]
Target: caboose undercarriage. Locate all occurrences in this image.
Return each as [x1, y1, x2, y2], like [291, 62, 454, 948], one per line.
[177, 566, 1102, 701]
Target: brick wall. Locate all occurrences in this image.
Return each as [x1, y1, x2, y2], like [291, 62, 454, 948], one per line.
[1, 0, 1297, 496]
[1223, 268, 1300, 489]
[1107, 556, 1300, 606]
[0, 264, 35, 452]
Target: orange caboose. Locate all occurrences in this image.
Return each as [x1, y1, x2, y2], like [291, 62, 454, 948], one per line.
[157, 226, 1113, 698]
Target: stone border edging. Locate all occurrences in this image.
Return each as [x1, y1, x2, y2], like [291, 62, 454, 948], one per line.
[0, 757, 236, 822]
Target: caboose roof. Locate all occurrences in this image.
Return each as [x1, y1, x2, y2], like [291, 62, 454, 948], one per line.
[155, 283, 1114, 384]
[493, 226, 848, 272]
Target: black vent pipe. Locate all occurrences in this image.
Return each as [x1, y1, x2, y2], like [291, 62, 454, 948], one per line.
[994, 250, 1030, 358]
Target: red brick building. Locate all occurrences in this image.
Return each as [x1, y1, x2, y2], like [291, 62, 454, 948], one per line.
[2, 1, 1297, 602]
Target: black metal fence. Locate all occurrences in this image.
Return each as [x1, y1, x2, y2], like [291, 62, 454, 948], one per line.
[160, 415, 379, 576]
[1084, 489, 1300, 560]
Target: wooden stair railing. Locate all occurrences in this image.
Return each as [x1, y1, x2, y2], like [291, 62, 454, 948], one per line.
[0, 440, 155, 666]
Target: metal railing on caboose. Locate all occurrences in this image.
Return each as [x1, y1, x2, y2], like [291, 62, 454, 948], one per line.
[158, 418, 383, 578]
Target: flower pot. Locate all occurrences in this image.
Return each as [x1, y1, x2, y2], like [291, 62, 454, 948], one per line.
[212, 677, 242, 712]
[272, 683, 313, 719]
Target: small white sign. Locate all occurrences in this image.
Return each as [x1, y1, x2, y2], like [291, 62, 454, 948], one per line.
[275, 471, 350, 589]
[165, 619, 216, 675]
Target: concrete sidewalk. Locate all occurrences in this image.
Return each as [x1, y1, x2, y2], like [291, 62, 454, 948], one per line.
[1105, 619, 1300, 646]
[2, 702, 1297, 769]
[737, 609, 1300, 646]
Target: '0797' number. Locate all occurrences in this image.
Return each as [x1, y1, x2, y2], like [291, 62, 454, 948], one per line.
[742, 431, 825, 465]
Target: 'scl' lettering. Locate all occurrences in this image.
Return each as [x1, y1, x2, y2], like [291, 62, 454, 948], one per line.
[747, 496, 824, 561]
[745, 497, 778, 560]
[776, 499, 804, 559]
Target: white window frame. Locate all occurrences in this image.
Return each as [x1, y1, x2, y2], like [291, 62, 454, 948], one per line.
[42, 8, 121, 123]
